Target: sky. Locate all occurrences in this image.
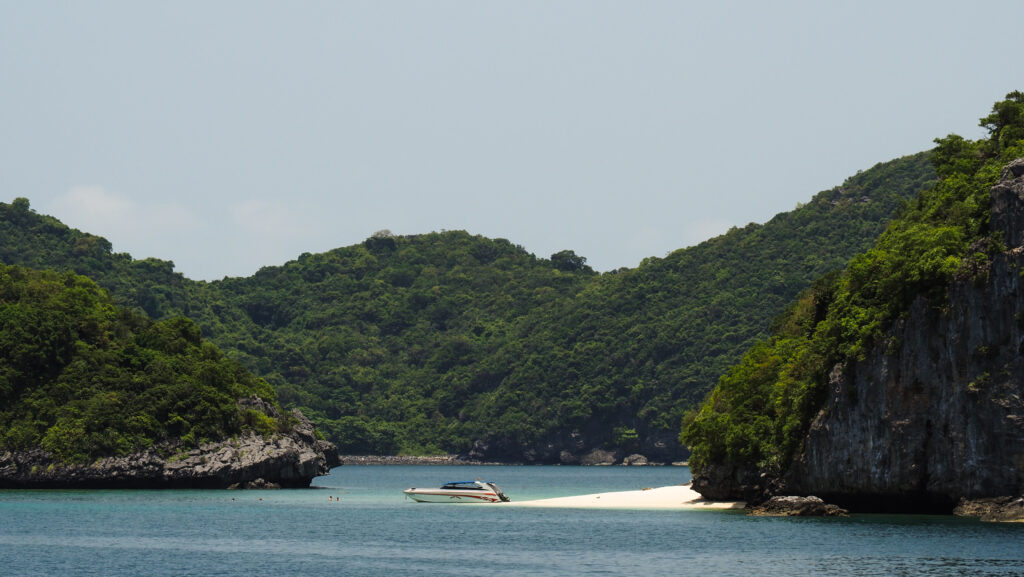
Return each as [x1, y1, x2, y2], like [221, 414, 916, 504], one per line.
[2, 1, 1022, 281]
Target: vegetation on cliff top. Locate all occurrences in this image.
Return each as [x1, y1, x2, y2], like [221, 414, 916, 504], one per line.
[682, 91, 1024, 476]
[0, 264, 284, 463]
[0, 197, 198, 321]
[0, 150, 934, 457]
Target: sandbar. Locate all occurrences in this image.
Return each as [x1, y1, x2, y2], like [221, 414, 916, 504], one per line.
[505, 484, 745, 510]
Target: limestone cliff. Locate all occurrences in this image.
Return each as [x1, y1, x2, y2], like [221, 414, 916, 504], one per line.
[782, 159, 1024, 511]
[0, 398, 340, 489]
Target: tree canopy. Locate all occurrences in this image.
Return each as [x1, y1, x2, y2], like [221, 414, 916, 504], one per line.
[0, 264, 284, 463]
[0, 151, 935, 458]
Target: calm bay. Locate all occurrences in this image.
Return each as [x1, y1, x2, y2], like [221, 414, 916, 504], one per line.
[2, 465, 1022, 576]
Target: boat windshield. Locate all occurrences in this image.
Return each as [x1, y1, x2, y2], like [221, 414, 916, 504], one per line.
[440, 481, 488, 490]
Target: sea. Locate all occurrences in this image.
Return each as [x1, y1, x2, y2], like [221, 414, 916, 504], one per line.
[1, 465, 1022, 577]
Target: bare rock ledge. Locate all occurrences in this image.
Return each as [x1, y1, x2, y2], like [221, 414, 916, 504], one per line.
[953, 496, 1024, 523]
[0, 409, 340, 489]
[747, 496, 849, 517]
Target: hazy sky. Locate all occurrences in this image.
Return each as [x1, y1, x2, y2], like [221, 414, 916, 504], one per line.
[2, 1, 1022, 281]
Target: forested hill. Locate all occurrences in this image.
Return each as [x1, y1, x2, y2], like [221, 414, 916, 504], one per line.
[0, 197, 198, 320]
[0, 151, 934, 461]
[0, 264, 283, 463]
[462, 152, 936, 458]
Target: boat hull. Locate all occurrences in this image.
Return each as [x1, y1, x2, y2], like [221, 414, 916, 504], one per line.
[403, 489, 503, 503]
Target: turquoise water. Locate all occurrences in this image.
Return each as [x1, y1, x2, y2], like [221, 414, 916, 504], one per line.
[1, 465, 1022, 576]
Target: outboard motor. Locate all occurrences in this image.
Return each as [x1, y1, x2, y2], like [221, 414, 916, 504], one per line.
[488, 483, 511, 502]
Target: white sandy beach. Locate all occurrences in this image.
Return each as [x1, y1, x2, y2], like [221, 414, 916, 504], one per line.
[505, 484, 745, 510]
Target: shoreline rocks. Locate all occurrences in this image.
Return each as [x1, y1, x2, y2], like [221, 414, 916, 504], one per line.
[954, 496, 1024, 522]
[338, 454, 502, 466]
[0, 408, 339, 489]
[465, 427, 685, 465]
[579, 448, 620, 466]
[338, 453, 675, 466]
[747, 496, 848, 517]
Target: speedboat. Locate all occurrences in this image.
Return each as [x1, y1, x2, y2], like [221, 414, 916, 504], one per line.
[403, 480, 510, 503]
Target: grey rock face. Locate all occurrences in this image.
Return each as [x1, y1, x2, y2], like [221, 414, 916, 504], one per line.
[690, 462, 766, 502]
[0, 401, 340, 489]
[622, 454, 649, 466]
[953, 495, 1024, 522]
[558, 450, 580, 465]
[991, 158, 1024, 247]
[581, 448, 618, 467]
[747, 495, 848, 517]
[579, 448, 620, 466]
[785, 159, 1024, 511]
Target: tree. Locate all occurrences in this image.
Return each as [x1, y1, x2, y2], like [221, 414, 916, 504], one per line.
[981, 91, 1024, 153]
[550, 250, 593, 273]
[364, 230, 397, 253]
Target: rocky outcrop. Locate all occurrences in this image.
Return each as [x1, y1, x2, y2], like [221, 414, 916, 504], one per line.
[0, 401, 340, 489]
[691, 463, 768, 502]
[954, 496, 1024, 522]
[782, 159, 1024, 512]
[747, 496, 848, 517]
[338, 454, 504, 465]
[990, 158, 1024, 247]
[621, 454, 649, 466]
[579, 448, 620, 466]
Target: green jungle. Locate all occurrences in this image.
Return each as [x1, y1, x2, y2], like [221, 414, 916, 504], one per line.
[6, 93, 1018, 463]
[0, 264, 287, 463]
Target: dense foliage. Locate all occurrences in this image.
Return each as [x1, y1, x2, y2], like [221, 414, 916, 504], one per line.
[682, 92, 1024, 475]
[0, 198, 198, 320]
[188, 232, 599, 454]
[446, 152, 934, 456]
[0, 153, 934, 457]
[0, 265, 282, 463]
